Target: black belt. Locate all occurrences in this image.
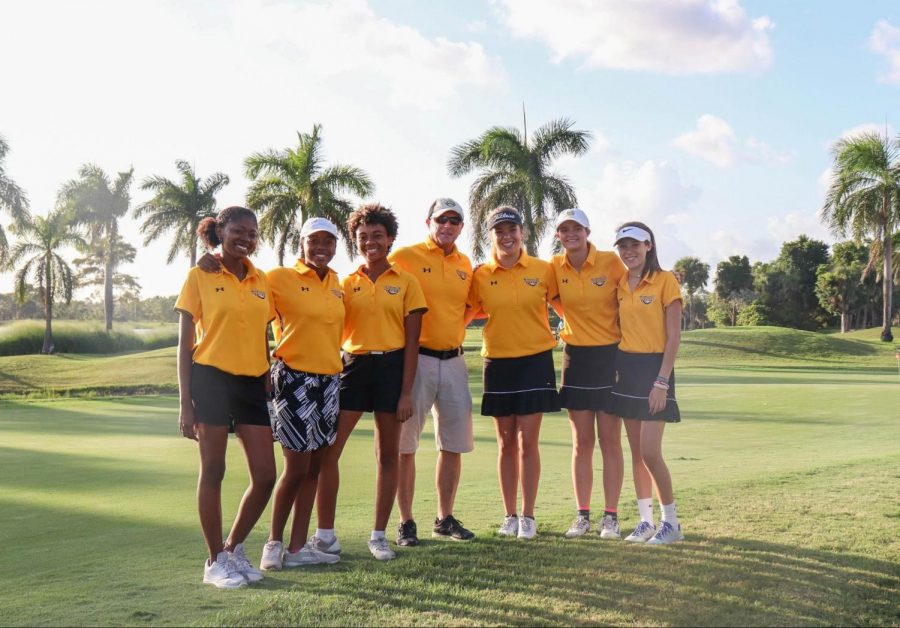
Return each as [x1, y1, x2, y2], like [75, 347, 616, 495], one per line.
[419, 346, 463, 360]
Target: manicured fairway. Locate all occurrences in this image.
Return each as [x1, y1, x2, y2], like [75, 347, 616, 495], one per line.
[0, 328, 899, 625]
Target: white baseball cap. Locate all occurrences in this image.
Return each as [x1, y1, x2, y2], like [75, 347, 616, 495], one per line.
[300, 216, 339, 238]
[429, 197, 465, 220]
[554, 208, 590, 230]
[614, 225, 652, 245]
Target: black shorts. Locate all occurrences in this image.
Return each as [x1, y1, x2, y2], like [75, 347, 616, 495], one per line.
[559, 343, 618, 412]
[190, 363, 271, 430]
[481, 349, 560, 417]
[339, 350, 404, 413]
[271, 360, 340, 452]
[609, 351, 680, 422]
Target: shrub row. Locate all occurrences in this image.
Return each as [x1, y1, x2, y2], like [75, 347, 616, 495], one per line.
[0, 321, 178, 356]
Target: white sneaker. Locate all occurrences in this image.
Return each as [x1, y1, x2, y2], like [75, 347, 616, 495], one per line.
[228, 543, 263, 583]
[260, 540, 284, 571]
[367, 537, 396, 561]
[308, 534, 342, 555]
[284, 543, 342, 566]
[498, 515, 519, 537]
[203, 551, 247, 589]
[564, 515, 591, 538]
[517, 516, 537, 540]
[647, 521, 684, 545]
[624, 521, 656, 543]
[599, 514, 621, 540]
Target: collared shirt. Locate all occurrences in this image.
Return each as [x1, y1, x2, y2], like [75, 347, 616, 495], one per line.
[616, 270, 683, 353]
[548, 243, 626, 346]
[341, 264, 428, 354]
[389, 239, 473, 351]
[467, 251, 557, 358]
[175, 258, 275, 377]
[268, 259, 345, 375]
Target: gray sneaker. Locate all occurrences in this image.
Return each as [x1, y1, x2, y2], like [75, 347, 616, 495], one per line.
[647, 521, 684, 545]
[367, 537, 396, 561]
[307, 534, 342, 555]
[498, 515, 519, 537]
[624, 521, 656, 543]
[598, 514, 621, 539]
[564, 515, 591, 538]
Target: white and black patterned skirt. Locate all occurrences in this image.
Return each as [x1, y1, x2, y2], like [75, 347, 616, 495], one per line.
[270, 360, 340, 452]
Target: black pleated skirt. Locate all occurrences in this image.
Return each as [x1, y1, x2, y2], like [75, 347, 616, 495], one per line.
[608, 351, 681, 422]
[481, 349, 560, 417]
[559, 343, 618, 412]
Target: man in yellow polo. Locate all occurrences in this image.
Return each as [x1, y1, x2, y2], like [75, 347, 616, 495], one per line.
[388, 198, 475, 545]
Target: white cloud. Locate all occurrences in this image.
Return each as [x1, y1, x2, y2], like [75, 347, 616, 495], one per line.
[672, 114, 793, 167]
[767, 211, 832, 244]
[494, 0, 773, 74]
[869, 19, 900, 84]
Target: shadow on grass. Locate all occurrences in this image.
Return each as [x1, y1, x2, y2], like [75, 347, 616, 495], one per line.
[212, 533, 900, 627]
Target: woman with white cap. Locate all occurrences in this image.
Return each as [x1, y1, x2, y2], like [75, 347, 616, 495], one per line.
[467, 206, 560, 540]
[608, 221, 684, 545]
[547, 208, 627, 541]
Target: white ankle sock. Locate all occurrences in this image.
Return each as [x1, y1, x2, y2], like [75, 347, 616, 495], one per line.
[661, 502, 679, 526]
[316, 528, 335, 542]
[637, 498, 653, 523]
[370, 530, 385, 541]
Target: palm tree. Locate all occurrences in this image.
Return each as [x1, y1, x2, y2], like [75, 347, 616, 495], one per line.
[448, 115, 591, 259]
[674, 256, 710, 330]
[245, 124, 375, 265]
[822, 132, 900, 341]
[135, 161, 229, 267]
[7, 210, 85, 353]
[59, 165, 134, 331]
[0, 135, 31, 262]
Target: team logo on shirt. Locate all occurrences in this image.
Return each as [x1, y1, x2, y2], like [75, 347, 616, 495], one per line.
[456, 270, 467, 280]
[640, 295, 655, 305]
[251, 290, 266, 300]
[523, 277, 539, 287]
[331, 289, 343, 299]
[385, 286, 401, 295]
[591, 277, 607, 287]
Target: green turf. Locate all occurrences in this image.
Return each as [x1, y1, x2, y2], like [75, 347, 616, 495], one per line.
[1, 327, 899, 625]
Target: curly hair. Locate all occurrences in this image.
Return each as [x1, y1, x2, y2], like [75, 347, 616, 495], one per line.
[346, 203, 399, 246]
[197, 206, 257, 250]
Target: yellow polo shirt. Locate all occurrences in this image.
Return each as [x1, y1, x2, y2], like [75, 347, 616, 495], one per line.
[468, 252, 557, 358]
[268, 260, 345, 375]
[549, 244, 626, 346]
[617, 270, 683, 354]
[389, 239, 473, 351]
[342, 264, 428, 354]
[175, 258, 275, 377]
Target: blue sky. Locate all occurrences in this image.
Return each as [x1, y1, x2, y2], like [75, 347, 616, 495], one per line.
[1, 0, 899, 297]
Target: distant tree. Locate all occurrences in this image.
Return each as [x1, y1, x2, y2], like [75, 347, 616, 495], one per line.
[59, 165, 134, 331]
[0, 135, 31, 262]
[713, 255, 754, 326]
[822, 132, 900, 341]
[135, 160, 229, 267]
[245, 124, 374, 266]
[674, 256, 710, 329]
[74, 231, 141, 303]
[7, 210, 85, 353]
[448, 116, 591, 259]
[756, 235, 831, 330]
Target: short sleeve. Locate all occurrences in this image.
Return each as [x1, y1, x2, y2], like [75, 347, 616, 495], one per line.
[466, 273, 481, 310]
[174, 270, 201, 322]
[404, 275, 428, 316]
[610, 255, 627, 283]
[546, 262, 560, 300]
[661, 271, 683, 307]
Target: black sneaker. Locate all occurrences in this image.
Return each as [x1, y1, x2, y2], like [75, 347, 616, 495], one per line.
[396, 519, 419, 546]
[433, 515, 475, 541]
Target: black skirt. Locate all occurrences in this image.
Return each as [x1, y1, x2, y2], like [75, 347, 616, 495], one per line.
[559, 343, 618, 412]
[481, 349, 561, 417]
[609, 351, 681, 422]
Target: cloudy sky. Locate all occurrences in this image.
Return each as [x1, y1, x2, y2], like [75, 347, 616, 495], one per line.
[1, 0, 899, 297]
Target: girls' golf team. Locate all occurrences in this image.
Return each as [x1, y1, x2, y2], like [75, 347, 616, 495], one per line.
[176, 201, 684, 589]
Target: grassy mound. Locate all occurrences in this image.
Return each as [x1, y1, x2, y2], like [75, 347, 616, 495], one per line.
[0, 320, 177, 356]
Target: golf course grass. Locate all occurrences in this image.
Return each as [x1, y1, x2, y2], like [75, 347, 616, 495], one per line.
[0, 326, 898, 626]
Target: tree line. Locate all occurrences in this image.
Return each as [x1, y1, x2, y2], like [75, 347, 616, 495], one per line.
[0, 124, 897, 352]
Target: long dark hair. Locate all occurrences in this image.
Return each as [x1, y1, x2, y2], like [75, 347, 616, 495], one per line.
[197, 206, 256, 250]
[616, 220, 661, 280]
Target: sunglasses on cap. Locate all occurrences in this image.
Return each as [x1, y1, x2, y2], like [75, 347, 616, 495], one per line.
[434, 215, 462, 226]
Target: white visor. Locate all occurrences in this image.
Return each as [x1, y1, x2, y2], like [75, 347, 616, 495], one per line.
[614, 225, 652, 245]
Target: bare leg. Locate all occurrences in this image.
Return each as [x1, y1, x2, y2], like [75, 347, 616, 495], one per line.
[268, 448, 311, 543]
[224, 424, 276, 550]
[597, 412, 624, 511]
[196, 423, 229, 561]
[373, 411, 402, 531]
[623, 419, 653, 500]
[436, 450, 461, 519]
[568, 410, 596, 510]
[516, 413, 543, 518]
[397, 452, 416, 522]
[639, 421, 673, 504]
[287, 448, 326, 552]
[311, 409, 362, 529]
[493, 417, 519, 515]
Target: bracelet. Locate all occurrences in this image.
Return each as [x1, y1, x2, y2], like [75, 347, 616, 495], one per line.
[655, 375, 669, 384]
[652, 382, 669, 391]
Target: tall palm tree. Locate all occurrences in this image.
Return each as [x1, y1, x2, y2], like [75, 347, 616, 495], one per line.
[59, 165, 134, 332]
[0, 135, 31, 262]
[822, 132, 900, 341]
[448, 116, 591, 259]
[7, 210, 85, 353]
[674, 256, 710, 330]
[135, 161, 229, 267]
[245, 124, 375, 266]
